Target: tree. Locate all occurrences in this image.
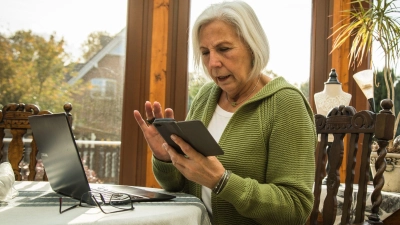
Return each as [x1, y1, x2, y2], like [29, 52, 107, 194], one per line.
[298, 80, 310, 102]
[187, 72, 208, 110]
[374, 69, 400, 136]
[81, 31, 112, 61]
[0, 30, 84, 113]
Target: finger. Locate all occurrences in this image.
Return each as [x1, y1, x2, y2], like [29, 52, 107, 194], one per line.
[153, 101, 163, 118]
[133, 110, 149, 130]
[163, 143, 185, 167]
[164, 108, 174, 118]
[145, 101, 155, 119]
[172, 159, 186, 172]
[170, 135, 201, 160]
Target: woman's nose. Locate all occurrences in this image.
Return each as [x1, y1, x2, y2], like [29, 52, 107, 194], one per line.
[208, 51, 222, 68]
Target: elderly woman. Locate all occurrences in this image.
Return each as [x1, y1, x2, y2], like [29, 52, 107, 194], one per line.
[133, 1, 316, 224]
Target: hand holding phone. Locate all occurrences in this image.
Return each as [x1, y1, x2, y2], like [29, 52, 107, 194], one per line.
[153, 118, 224, 156]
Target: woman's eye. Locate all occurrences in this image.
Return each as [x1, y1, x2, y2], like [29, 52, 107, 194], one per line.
[201, 51, 209, 56]
[219, 47, 230, 52]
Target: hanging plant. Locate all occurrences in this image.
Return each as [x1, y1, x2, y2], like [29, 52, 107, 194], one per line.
[330, 0, 400, 150]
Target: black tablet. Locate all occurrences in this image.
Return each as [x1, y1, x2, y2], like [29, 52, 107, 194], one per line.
[153, 118, 224, 156]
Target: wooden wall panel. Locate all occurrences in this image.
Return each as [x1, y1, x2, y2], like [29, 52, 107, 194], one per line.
[149, 0, 168, 105]
[145, 0, 169, 188]
[331, 0, 351, 94]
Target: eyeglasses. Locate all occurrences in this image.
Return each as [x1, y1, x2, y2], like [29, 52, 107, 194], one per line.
[59, 191, 134, 214]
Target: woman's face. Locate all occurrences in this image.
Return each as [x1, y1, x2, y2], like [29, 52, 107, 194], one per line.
[199, 20, 253, 95]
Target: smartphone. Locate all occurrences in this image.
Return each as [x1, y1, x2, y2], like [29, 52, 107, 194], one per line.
[153, 118, 224, 156]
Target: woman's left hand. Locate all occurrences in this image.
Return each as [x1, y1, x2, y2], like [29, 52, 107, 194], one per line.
[163, 134, 226, 189]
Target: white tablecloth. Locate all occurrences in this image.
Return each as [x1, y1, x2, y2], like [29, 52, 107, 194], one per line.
[318, 184, 400, 224]
[0, 181, 211, 225]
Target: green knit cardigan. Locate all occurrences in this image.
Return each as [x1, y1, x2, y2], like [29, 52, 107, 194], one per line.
[152, 77, 316, 225]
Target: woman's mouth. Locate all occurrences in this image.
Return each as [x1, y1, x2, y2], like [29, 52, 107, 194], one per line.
[217, 75, 230, 82]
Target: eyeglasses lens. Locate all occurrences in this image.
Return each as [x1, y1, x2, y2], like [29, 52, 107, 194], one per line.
[110, 193, 132, 210]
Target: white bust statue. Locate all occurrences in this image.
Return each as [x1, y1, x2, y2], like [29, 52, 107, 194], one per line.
[314, 69, 352, 142]
[314, 69, 352, 116]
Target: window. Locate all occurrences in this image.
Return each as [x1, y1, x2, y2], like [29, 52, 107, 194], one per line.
[90, 78, 117, 99]
[0, 0, 127, 184]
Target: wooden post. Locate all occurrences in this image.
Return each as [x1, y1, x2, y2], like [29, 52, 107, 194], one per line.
[145, 0, 169, 188]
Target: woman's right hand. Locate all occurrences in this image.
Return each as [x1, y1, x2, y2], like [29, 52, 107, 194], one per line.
[133, 101, 174, 162]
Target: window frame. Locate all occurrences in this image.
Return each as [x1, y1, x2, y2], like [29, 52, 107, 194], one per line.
[119, 0, 189, 186]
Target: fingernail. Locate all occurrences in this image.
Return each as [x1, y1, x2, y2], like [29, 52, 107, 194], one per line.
[170, 135, 176, 140]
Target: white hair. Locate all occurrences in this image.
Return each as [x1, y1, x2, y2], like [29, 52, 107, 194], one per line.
[192, 0, 270, 80]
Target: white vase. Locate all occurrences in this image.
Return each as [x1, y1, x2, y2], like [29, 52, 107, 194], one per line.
[370, 152, 400, 192]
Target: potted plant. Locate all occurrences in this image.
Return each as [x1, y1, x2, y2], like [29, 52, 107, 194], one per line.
[330, 0, 400, 191]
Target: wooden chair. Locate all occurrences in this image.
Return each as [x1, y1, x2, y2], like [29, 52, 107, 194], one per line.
[0, 103, 72, 181]
[309, 99, 395, 225]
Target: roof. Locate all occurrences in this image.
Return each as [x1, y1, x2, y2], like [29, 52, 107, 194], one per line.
[67, 28, 126, 85]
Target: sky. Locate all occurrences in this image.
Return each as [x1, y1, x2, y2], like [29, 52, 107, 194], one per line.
[0, 0, 313, 85]
[0, 0, 127, 62]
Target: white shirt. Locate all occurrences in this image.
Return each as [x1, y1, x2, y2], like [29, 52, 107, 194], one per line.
[201, 104, 233, 214]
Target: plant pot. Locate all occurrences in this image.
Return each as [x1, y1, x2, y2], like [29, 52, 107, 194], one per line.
[370, 152, 400, 192]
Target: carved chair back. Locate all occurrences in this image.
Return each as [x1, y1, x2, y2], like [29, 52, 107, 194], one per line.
[309, 99, 395, 225]
[0, 103, 72, 181]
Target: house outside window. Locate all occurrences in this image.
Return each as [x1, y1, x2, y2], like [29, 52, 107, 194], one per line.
[90, 78, 117, 99]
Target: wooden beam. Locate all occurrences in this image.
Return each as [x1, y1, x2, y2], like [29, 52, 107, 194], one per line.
[309, 0, 333, 114]
[331, 0, 351, 94]
[120, 0, 153, 186]
[145, 0, 170, 188]
[165, 0, 190, 121]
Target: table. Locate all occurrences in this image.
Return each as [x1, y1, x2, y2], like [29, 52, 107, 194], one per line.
[0, 181, 211, 225]
[318, 184, 400, 224]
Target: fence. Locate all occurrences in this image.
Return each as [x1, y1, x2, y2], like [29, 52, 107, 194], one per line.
[2, 138, 121, 184]
[76, 139, 121, 184]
